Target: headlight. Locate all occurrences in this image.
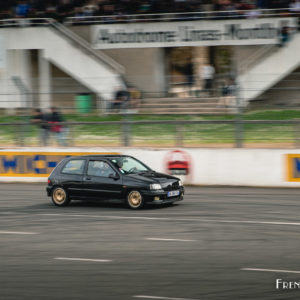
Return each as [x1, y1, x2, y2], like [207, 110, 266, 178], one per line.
[179, 180, 183, 186]
[150, 183, 162, 190]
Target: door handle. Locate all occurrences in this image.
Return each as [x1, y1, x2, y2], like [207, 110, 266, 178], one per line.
[85, 177, 91, 181]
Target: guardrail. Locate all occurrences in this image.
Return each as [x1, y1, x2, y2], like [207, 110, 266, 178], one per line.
[1, 119, 300, 148]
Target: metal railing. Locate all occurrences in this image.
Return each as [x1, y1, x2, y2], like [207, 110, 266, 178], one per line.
[64, 8, 299, 25]
[0, 18, 124, 74]
[238, 45, 278, 74]
[1, 119, 300, 148]
[0, 9, 296, 27]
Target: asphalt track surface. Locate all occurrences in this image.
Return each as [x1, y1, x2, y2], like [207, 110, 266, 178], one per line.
[1, 184, 300, 300]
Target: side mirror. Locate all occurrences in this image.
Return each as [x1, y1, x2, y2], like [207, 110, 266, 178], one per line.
[109, 173, 120, 180]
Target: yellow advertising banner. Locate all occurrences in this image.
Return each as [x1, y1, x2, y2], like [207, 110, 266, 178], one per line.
[286, 154, 300, 182]
[0, 152, 120, 177]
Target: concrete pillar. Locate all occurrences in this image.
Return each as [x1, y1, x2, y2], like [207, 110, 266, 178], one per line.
[104, 48, 166, 97]
[38, 49, 51, 109]
[193, 47, 209, 88]
[0, 50, 10, 109]
[20, 49, 32, 95]
[154, 48, 167, 97]
[4, 49, 33, 109]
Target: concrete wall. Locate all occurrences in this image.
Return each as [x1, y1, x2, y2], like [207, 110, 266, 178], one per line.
[251, 66, 300, 107]
[1, 148, 300, 188]
[71, 26, 167, 97]
[125, 148, 300, 187]
[103, 48, 167, 97]
[0, 27, 124, 108]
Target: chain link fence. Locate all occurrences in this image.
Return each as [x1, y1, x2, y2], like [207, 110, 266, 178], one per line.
[1, 119, 300, 148]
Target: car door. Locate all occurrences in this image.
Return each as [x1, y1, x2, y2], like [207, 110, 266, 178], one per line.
[83, 159, 123, 200]
[60, 158, 86, 198]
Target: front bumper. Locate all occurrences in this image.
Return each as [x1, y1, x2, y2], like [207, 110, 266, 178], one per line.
[142, 187, 184, 205]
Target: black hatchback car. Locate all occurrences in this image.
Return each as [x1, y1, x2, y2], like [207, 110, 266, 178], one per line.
[46, 155, 184, 209]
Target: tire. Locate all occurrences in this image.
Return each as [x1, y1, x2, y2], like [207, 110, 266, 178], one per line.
[51, 187, 70, 207]
[126, 190, 145, 209]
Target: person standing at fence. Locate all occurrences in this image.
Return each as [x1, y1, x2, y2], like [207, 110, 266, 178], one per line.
[111, 87, 130, 112]
[185, 58, 194, 96]
[48, 106, 68, 146]
[279, 25, 291, 47]
[128, 87, 141, 112]
[199, 63, 215, 96]
[30, 108, 49, 146]
[218, 78, 236, 108]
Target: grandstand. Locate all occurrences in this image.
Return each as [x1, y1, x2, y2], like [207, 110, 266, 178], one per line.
[0, 1, 299, 115]
[0, 0, 296, 20]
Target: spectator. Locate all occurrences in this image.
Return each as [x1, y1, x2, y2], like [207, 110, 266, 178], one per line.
[214, 0, 238, 19]
[111, 88, 123, 112]
[279, 25, 291, 46]
[218, 77, 236, 107]
[30, 108, 50, 146]
[128, 87, 141, 112]
[138, 1, 152, 14]
[48, 106, 68, 146]
[289, 0, 300, 12]
[82, 1, 98, 16]
[73, 6, 85, 17]
[111, 87, 130, 112]
[185, 58, 194, 95]
[0, 0, 298, 22]
[15, 0, 31, 18]
[199, 63, 215, 96]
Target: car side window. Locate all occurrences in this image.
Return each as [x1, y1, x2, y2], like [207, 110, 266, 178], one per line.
[87, 160, 115, 178]
[122, 159, 137, 172]
[61, 160, 85, 175]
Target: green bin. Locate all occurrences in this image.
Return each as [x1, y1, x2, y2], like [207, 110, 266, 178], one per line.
[76, 93, 92, 113]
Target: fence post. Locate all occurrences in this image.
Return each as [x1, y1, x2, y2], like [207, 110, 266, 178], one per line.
[15, 124, 23, 146]
[234, 80, 244, 148]
[175, 124, 184, 147]
[122, 113, 131, 147]
[234, 118, 243, 148]
[68, 123, 74, 147]
[293, 119, 300, 148]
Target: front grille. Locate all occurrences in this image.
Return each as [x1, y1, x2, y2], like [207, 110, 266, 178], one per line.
[162, 181, 179, 191]
[172, 182, 179, 189]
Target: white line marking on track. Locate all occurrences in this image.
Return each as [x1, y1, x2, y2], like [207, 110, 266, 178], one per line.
[241, 268, 300, 274]
[134, 295, 200, 300]
[40, 213, 300, 227]
[0, 231, 39, 235]
[42, 214, 167, 220]
[54, 257, 112, 263]
[146, 238, 197, 242]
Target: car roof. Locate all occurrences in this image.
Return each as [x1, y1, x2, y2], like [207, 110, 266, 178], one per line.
[68, 155, 129, 160]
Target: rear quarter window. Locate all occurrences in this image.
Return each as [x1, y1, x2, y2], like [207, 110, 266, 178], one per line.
[61, 159, 85, 175]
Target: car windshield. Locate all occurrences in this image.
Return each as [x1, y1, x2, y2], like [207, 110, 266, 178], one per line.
[109, 156, 151, 174]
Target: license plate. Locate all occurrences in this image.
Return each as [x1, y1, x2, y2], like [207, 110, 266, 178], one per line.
[167, 190, 180, 197]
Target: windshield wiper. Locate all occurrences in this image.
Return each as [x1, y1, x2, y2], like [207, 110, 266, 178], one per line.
[139, 170, 155, 174]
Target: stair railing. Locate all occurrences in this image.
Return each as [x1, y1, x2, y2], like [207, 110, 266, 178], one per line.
[238, 44, 277, 75]
[0, 18, 125, 75]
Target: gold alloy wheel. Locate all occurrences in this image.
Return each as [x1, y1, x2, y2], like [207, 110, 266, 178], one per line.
[53, 188, 66, 205]
[128, 191, 142, 208]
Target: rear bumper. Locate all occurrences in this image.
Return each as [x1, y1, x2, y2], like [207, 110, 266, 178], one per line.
[46, 186, 52, 197]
